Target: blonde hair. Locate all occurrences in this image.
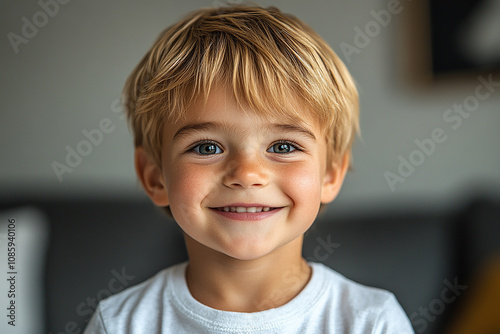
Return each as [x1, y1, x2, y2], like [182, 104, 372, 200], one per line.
[124, 4, 359, 168]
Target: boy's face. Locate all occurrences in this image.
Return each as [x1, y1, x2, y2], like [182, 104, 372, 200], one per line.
[137, 86, 348, 261]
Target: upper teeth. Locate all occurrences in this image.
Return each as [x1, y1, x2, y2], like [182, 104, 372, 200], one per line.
[219, 207, 273, 213]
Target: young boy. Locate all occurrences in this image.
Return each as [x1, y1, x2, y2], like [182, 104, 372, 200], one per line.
[85, 4, 414, 333]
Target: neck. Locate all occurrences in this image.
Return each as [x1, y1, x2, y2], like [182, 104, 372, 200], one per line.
[184, 235, 311, 312]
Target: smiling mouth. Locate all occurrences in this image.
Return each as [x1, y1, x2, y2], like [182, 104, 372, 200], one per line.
[212, 206, 279, 213]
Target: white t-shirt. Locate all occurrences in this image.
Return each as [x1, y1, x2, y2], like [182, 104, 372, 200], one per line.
[84, 262, 414, 333]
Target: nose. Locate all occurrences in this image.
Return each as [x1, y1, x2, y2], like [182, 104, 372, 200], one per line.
[222, 152, 270, 189]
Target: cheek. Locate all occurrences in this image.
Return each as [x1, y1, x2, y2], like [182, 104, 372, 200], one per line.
[279, 162, 322, 206]
[165, 162, 211, 217]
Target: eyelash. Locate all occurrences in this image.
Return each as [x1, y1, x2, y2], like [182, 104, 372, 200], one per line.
[186, 139, 304, 155]
[186, 140, 223, 155]
[269, 140, 304, 154]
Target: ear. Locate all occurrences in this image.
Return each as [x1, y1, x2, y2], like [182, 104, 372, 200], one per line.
[320, 153, 350, 204]
[134, 147, 169, 206]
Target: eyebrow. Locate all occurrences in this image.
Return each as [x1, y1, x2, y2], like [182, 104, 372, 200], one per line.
[172, 122, 316, 141]
[172, 122, 228, 141]
[270, 123, 316, 141]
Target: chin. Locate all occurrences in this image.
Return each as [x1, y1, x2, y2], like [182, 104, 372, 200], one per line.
[225, 251, 273, 262]
[215, 240, 274, 261]
[218, 237, 293, 261]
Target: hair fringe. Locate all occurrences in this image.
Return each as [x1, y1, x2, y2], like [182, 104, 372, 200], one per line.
[124, 4, 359, 168]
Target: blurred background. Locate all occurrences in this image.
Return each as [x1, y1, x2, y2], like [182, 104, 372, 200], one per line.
[1, 0, 499, 333]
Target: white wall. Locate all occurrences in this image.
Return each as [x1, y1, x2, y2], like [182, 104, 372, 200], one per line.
[1, 0, 499, 212]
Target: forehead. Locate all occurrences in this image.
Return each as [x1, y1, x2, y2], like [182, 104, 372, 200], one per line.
[166, 85, 322, 139]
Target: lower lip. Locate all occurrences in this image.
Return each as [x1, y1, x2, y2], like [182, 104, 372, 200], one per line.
[210, 208, 283, 221]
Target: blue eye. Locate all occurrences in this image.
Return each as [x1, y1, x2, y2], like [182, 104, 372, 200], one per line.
[267, 141, 297, 154]
[192, 142, 223, 155]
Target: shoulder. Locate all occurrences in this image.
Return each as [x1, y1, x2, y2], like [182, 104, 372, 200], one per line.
[85, 262, 186, 333]
[100, 263, 178, 312]
[309, 262, 414, 333]
[312, 262, 394, 309]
